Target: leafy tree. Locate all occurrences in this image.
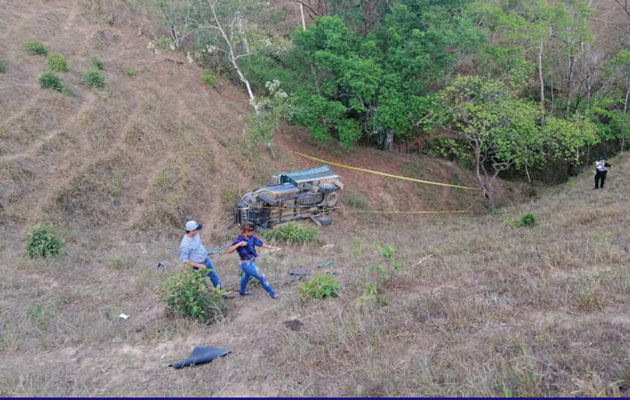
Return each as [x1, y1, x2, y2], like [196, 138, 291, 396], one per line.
[542, 113, 598, 164]
[437, 76, 544, 210]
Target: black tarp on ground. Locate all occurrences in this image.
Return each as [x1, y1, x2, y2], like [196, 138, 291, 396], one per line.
[170, 346, 231, 369]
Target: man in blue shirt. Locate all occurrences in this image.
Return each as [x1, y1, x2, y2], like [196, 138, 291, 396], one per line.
[179, 220, 223, 289]
[227, 222, 281, 299]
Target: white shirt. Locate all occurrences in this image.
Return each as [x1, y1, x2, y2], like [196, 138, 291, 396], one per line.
[179, 233, 208, 263]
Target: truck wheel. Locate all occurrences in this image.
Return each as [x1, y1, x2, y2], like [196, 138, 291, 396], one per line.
[315, 215, 333, 226]
[323, 191, 338, 207]
[318, 182, 337, 193]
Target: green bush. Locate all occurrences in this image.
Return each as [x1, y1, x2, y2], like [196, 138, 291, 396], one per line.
[26, 225, 65, 258]
[83, 69, 105, 88]
[202, 69, 215, 86]
[299, 273, 340, 299]
[123, 66, 137, 76]
[0, 60, 5, 73]
[47, 54, 69, 72]
[262, 222, 318, 243]
[504, 213, 537, 228]
[517, 213, 536, 227]
[38, 72, 65, 93]
[161, 270, 226, 322]
[25, 40, 47, 56]
[91, 57, 104, 70]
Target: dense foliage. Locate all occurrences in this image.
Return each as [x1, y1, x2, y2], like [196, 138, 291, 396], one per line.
[154, 0, 630, 188]
[161, 269, 226, 322]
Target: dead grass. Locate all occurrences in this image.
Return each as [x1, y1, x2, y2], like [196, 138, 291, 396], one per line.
[2, 0, 630, 396]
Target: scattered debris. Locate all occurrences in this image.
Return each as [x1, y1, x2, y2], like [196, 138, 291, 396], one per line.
[326, 270, 340, 276]
[415, 254, 433, 266]
[156, 262, 169, 270]
[289, 268, 311, 276]
[118, 313, 129, 320]
[317, 260, 334, 268]
[170, 346, 231, 369]
[283, 319, 304, 331]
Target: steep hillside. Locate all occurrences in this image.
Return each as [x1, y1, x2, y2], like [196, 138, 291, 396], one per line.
[3, 0, 630, 397]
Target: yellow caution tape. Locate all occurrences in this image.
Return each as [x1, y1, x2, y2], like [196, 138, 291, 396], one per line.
[346, 209, 471, 215]
[295, 152, 481, 191]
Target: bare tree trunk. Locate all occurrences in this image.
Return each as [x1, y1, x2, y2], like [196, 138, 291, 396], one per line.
[384, 131, 393, 150]
[484, 182, 495, 211]
[622, 83, 630, 151]
[566, 51, 575, 112]
[299, 2, 306, 30]
[538, 40, 545, 110]
[236, 15, 250, 55]
[525, 163, 531, 184]
[207, 0, 258, 114]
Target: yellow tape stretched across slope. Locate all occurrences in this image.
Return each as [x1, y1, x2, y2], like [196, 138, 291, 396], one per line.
[246, 205, 472, 214]
[294, 152, 480, 192]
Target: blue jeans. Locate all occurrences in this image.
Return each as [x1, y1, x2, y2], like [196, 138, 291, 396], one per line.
[194, 258, 222, 289]
[240, 260, 275, 297]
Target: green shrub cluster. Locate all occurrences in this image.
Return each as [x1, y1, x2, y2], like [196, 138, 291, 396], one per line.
[344, 194, 366, 209]
[25, 40, 47, 56]
[262, 222, 318, 243]
[161, 270, 226, 322]
[0, 60, 5, 73]
[299, 273, 340, 299]
[38, 72, 65, 93]
[91, 57, 104, 70]
[504, 213, 537, 228]
[47, 54, 69, 72]
[26, 225, 65, 258]
[202, 69, 215, 86]
[83, 69, 105, 88]
[123, 66, 137, 76]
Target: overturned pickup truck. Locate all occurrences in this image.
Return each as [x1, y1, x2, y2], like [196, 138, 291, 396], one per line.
[234, 165, 343, 228]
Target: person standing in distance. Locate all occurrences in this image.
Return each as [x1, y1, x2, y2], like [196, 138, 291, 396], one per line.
[594, 156, 613, 190]
[179, 220, 223, 289]
[226, 222, 281, 299]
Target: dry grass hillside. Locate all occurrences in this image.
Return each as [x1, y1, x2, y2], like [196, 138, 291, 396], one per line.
[2, 0, 630, 397]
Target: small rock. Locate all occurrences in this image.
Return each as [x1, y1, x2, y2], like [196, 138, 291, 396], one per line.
[317, 260, 334, 268]
[289, 268, 310, 276]
[283, 319, 304, 331]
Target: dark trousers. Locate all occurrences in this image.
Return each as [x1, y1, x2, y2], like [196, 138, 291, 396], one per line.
[594, 170, 607, 189]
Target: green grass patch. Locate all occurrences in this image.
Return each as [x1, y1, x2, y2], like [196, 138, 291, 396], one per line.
[26, 225, 65, 258]
[161, 269, 226, 323]
[263, 222, 318, 243]
[91, 57, 104, 70]
[344, 193, 367, 209]
[47, 54, 69, 72]
[0, 60, 5, 73]
[299, 273, 340, 299]
[83, 69, 105, 88]
[38, 72, 65, 93]
[202, 69, 215, 86]
[123, 66, 137, 76]
[505, 213, 537, 228]
[25, 40, 47, 56]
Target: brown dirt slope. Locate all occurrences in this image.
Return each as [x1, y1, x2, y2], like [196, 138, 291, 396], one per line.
[4, 0, 630, 397]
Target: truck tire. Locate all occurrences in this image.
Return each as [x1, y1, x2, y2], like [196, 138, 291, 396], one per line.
[315, 215, 333, 226]
[318, 182, 337, 193]
[323, 191, 338, 207]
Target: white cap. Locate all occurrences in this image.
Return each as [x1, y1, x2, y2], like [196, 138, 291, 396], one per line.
[185, 220, 202, 232]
